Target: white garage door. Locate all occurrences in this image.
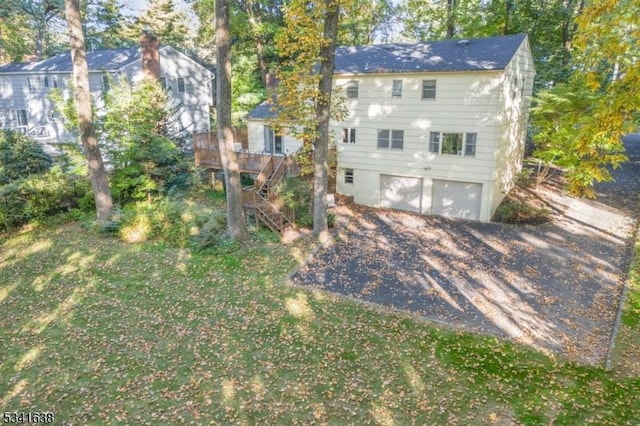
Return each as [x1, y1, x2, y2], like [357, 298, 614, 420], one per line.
[432, 180, 482, 220]
[380, 175, 423, 213]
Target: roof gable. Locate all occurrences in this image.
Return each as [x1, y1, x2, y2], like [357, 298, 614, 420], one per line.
[334, 34, 527, 75]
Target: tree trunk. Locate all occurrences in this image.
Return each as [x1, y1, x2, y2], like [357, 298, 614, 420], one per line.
[216, 0, 249, 241]
[445, 0, 456, 39]
[313, 0, 340, 242]
[65, 0, 113, 223]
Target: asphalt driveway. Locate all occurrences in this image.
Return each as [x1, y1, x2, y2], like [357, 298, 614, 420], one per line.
[290, 135, 640, 364]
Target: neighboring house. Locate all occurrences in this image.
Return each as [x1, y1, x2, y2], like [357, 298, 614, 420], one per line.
[246, 34, 535, 222]
[0, 39, 214, 153]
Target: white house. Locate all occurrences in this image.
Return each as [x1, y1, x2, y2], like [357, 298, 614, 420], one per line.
[246, 34, 535, 222]
[0, 39, 214, 153]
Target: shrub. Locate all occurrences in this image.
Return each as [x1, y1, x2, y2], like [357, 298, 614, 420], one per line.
[115, 198, 221, 247]
[492, 199, 551, 225]
[0, 130, 53, 184]
[274, 176, 313, 227]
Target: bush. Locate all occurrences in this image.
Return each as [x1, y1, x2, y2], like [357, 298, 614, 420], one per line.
[492, 199, 551, 225]
[274, 176, 313, 227]
[0, 170, 91, 231]
[114, 198, 228, 249]
[0, 130, 53, 184]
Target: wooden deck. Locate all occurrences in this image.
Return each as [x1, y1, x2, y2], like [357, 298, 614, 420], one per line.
[194, 132, 270, 173]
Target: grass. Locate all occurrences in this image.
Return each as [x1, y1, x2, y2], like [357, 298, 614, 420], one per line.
[1, 222, 640, 424]
[610, 225, 640, 377]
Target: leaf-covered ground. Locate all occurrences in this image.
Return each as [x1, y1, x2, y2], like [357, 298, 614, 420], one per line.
[1, 223, 639, 424]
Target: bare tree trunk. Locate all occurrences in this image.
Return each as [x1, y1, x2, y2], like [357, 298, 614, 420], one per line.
[65, 0, 113, 222]
[313, 0, 340, 242]
[216, 0, 249, 241]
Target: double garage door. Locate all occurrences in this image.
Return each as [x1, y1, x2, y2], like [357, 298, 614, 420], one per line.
[380, 175, 482, 220]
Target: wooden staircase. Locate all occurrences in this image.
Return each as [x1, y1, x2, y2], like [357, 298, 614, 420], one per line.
[242, 155, 296, 234]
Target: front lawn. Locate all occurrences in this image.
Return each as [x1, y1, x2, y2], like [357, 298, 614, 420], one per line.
[1, 222, 639, 424]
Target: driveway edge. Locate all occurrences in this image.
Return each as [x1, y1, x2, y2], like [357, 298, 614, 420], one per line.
[605, 216, 640, 370]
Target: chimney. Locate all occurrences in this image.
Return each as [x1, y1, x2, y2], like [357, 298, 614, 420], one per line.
[140, 29, 160, 81]
[265, 70, 279, 96]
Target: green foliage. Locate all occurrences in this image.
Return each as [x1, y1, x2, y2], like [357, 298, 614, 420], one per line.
[231, 54, 266, 125]
[102, 78, 196, 203]
[116, 198, 213, 246]
[0, 130, 53, 184]
[492, 199, 550, 225]
[126, 0, 190, 48]
[0, 167, 91, 231]
[274, 176, 313, 227]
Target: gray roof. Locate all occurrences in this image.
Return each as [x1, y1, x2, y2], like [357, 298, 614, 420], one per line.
[246, 100, 278, 120]
[247, 34, 527, 120]
[0, 46, 215, 75]
[0, 47, 141, 73]
[334, 34, 526, 74]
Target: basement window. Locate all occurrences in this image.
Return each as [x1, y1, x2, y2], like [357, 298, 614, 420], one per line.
[344, 169, 354, 184]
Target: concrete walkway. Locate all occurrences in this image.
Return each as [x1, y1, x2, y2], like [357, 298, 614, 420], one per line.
[290, 135, 640, 364]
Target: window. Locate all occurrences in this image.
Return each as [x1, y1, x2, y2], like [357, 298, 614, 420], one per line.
[346, 81, 358, 99]
[47, 109, 55, 121]
[392, 80, 402, 97]
[429, 131, 477, 157]
[345, 169, 354, 184]
[429, 132, 440, 153]
[442, 133, 463, 155]
[177, 77, 186, 93]
[0, 109, 28, 128]
[422, 79, 436, 99]
[27, 76, 43, 91]
[160, 77, 167, 89]
[102, 74, 110, 92]
[51, 76, 58, 88]
[342, 127, 356, 144]
[264, 126, 283, 154]
[465, 133, 477, 156]
[43, 76, 49, 88]
[377, 129, 404, 150]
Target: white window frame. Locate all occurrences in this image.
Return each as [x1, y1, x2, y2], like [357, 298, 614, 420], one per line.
[346, 81, 358, 99]
[429, 131, 477, 157]
[342, 127, 356, 144]
[27, 76, 43, 91]
[422, 79, 436, 100]
[344, 168, 354, 184]
[377, 129, 404, 150]
[392, 79, 402, 97]
[0, 109, 28, 128]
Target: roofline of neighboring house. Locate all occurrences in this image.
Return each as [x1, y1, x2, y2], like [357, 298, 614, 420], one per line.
[0, 46, 215, 77]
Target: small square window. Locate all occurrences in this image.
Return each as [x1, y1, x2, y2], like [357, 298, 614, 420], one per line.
[429, 132, 440, 153]
[392, 80, 402, 97]
[422, 80, 436, 99]
[346, 81, 358, 99]
[345, 169, 354, 184]
[465, 133, 477, 156]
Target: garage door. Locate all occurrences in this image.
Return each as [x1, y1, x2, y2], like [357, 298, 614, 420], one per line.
[380, 175, 423, 213]
[432, 180, 482, 220]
